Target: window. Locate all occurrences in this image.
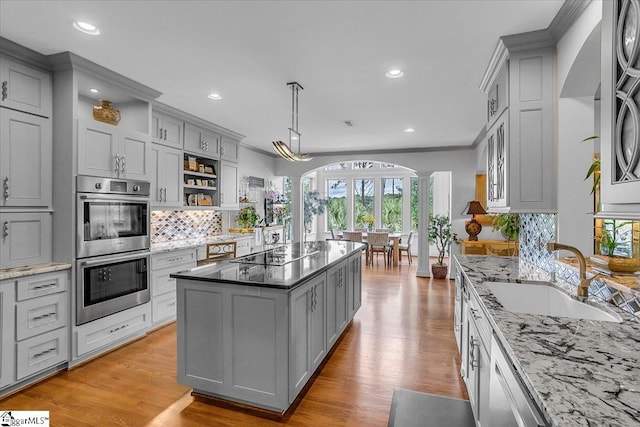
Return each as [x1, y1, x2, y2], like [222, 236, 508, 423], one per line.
[327, 179, 347, 230]
[382, 178, 403, 231]
[325, 163, 349, 170]
[354, 179, 374, 228]
[353, 161, 374, 169]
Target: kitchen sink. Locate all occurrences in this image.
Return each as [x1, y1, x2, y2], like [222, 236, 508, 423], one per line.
[484, 281, 623, 323]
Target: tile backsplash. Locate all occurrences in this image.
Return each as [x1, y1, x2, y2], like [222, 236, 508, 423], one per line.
[519, 213, 639, 315]
[151, 210, 223, 244]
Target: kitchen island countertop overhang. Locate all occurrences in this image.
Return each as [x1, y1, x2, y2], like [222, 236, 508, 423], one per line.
[170, 240, 365, 289]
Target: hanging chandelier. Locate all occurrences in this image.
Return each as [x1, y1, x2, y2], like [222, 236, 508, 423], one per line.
[272, 82, 312, 162]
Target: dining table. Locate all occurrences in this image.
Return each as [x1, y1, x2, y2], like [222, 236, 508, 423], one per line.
[338, 231, 403, 266]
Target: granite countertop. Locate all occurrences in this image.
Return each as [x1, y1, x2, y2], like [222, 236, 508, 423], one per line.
[171, 241, 364, 289]
[0, 262, 72, 280]
[455, 255, 640, 426]
[151, 233, 261, 254]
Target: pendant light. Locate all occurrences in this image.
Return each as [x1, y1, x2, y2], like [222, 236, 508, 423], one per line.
[272, 82, 312, 162]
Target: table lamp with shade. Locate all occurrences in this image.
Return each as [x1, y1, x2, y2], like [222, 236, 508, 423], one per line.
[462, 201, 487, 241]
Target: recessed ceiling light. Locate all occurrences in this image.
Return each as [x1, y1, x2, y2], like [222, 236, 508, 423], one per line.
[73, 21, 100, 35]
[207, 92, 222, 100]
[403, 128, 415, 133]
[90, 88, 99, 93]
[385, 69, 404, 78]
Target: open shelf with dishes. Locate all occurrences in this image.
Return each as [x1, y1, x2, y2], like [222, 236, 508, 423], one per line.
[183, 153, 219, 207]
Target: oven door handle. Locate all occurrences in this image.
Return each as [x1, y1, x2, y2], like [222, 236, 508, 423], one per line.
[79, 251, 150, 267]
[79, 194, 150, 202]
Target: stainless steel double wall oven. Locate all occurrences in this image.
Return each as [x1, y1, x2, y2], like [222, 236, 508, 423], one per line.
[75, 176, 151, 325]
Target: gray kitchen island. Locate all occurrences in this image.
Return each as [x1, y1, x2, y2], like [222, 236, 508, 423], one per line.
[171, 241, 364, 414]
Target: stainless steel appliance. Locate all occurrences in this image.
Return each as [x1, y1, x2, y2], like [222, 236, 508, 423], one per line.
[76, 175, 150, 258]
[75, 175, 151, 325]
[76, 250, 150, 325]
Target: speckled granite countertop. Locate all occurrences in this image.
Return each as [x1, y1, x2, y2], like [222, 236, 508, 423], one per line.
[151, 233, 278, 254]
[454, 255, 640, 427]
[0, 262, 72, 280]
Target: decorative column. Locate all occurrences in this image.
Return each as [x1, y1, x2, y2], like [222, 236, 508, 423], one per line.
[289, 175, 303, 243]
[416, 171, 433, 277]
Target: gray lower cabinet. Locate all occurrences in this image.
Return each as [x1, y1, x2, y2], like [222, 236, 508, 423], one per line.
[0, 212, 52, 269]
[289, 274, 326, 401]
[347, 253, 362, 319]
[0, 281, 14, 389]
[151, 248, 196, 326]
[1, 270, 69, 395]
[74, 302, 150, 359]
[326, 261, 348, 349]
[176, 259, 360, 413]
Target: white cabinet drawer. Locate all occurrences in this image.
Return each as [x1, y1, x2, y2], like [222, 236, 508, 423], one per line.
[152, 291, 176, 324]
[151, 249, 196, 270]
[16, 327, 68, 380]
[152, 268, 179, 297]
[16, 270, 68, 301]
[75, 303, 150, 357]
[16, 292, 67, 341]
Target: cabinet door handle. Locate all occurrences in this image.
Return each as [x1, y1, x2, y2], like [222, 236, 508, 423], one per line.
[164, 129, 167, 140]
[159, 127, 163, 139]
[121, 155, 126, 173]
[162, 188, 167, 202]
[2, 221, 8, 237]
[115, 154, 120, 174]
[3, 176, 9, 199]
[469, 336, 479, 369]
[1, 80, 7, 101]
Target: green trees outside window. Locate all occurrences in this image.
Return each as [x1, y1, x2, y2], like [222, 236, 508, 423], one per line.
[354, 179, 374, 228]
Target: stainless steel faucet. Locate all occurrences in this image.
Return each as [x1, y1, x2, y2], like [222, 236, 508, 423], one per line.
[546, 242, 598, 298]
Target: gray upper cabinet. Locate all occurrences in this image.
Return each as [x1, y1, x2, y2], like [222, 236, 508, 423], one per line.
[77, 119, 150, 180]
[219, 136, 239, 163]
[599, 0, 640, 218]
[0, 212, 52, 268]
[0, 56, 52, 118]
[0, 108, 51, 207]
[219, 161, 238, 210]
[481, 37, 556, 213]
[150, 144, 182, 208]
[152, 111, 183, 149]
[184, 123, 220, 157]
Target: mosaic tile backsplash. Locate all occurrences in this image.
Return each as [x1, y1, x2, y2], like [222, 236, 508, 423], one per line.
[151, 210, 223, 244]
[519, 213, 639, 315]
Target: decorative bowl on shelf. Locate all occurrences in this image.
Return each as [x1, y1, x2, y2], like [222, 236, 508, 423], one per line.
[608, 257, 640, 273]
[92, 100, 121, 125]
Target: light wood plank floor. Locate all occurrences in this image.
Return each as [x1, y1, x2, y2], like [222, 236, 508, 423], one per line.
[1, 256, 467, 426]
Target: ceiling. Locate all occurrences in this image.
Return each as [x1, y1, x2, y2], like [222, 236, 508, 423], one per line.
[0, 0, 565, 156]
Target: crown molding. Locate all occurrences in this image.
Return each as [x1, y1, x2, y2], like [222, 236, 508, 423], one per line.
[48, 51, 161, 101]
[307, 144, 474, 158]
[480, 0, 592, 93]
[549, 0, 593, 41]
[0, 36, 50, 70]
[152, 100, 245, 141]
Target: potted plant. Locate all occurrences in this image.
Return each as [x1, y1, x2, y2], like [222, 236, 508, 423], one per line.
[491, 213, 519, 241]
[428, 215, 452, 279]
[599, 220, 640, 272]
[236, 205, 260, 230]
[303, 190, 329, 238]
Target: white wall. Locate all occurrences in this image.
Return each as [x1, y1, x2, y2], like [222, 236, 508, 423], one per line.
[555, 1, 602, 254]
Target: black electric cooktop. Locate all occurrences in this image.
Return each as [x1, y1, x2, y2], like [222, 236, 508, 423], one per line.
[231, 245, 319, 266]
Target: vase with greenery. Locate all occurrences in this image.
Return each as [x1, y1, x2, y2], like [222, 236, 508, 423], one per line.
[428, 215, 452, 279]
[492, 213, 519, 241]
[303, 190, 329, 237]
[236, 205, 260, 229]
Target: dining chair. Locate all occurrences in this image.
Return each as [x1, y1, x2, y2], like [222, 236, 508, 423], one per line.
[398, 231, 414, 264]
[205, 241, 237, 264]
[367, 231, 390, 266]
[331, 228, 340, 240]
[342, 231, 369, 265]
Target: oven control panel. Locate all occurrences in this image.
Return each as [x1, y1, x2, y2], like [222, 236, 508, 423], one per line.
[77, 175, 150, 196]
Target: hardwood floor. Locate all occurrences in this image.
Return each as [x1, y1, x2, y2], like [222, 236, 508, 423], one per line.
[1, 256, 467, 426]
